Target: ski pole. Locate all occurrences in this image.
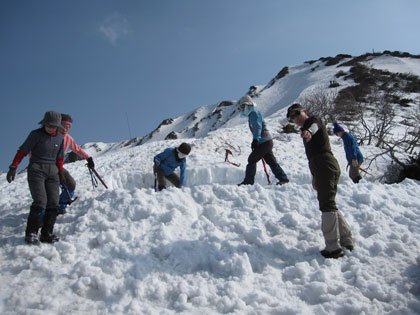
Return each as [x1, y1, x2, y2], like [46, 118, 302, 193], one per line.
[88, 167, 99, 188]
[261, 159, 271, 184]
[154, 169, 158, 192]
[88, 166, 108, 189]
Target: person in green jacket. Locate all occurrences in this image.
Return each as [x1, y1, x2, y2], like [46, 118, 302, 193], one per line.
[287, 104, 354, 259]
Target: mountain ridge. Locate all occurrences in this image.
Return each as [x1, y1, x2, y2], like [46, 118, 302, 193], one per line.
[69, 51, 420, 168]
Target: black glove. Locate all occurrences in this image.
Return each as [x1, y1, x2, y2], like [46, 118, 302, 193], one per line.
[87, 157, 95, 169]
[251, 139, 259, 150]
[6, 166, 16, 183]
[59, 170, 66, 184]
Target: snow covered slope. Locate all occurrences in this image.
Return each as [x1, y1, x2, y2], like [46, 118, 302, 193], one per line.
[1, 52, 420, 314]
[1, 119, 420, 314]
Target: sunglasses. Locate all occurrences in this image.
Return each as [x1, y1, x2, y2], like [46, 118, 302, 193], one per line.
[288, 111, 301, 122]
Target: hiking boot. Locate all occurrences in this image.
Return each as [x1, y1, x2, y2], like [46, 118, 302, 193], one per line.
[343, 245, 354, 251]
[25, 233, 40, 245]
[276, 181, 288, 186]
[320, 248, 344, 259]
[40, 234, 59, 243]
[238, 181, 252, 186]
[353, 176, 362, 184]
[57, 210, 67, 215]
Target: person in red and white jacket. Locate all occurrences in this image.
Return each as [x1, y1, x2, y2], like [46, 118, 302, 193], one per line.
[57, 113, 95, 214]
[6, 111, 64, 245]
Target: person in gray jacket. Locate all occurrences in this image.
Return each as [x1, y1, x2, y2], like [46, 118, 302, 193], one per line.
[7, 111, 65, 245]
[237, 95, 289, 186]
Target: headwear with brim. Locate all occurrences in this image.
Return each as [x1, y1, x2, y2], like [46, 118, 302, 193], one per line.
[39, 111, 62, 129]
[238, 95, 254, 107]
[333, 122, 345, 134]
[286, 103, 304, 121]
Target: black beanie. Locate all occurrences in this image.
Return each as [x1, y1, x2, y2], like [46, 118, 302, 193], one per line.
[178, 143, 191, 155]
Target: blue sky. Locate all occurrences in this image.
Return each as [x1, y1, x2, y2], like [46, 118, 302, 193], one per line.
[1, 0, 420, 172]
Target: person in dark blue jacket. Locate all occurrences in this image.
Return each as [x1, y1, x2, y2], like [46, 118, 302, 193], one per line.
[333, 122, 364, 183]
[153, 143, 191, 190]
[237, 95, 289, 186]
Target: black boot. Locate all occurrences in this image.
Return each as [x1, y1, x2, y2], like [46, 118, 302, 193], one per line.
[40, 208, 59, 243]
[40, 234, 59, 243]
[25, 233, 40, 245]
[271, 163, 289, 184]
[320, 248, 344, 259]
[25, 206, 43, 245]
[239, 163, 256, 185]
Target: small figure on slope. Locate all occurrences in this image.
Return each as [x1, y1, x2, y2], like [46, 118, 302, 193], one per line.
[153, 143, 191, 191]
[237, 95, 289, 186]
[333, 122, 364, 184]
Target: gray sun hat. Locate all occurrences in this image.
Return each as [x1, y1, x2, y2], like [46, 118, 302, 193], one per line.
[38, 111, 62, 128]
[238, 95, 254, 107]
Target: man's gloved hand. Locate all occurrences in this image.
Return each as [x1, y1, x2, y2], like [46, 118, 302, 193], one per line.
[351, 159, 358, 167]
[251, 139, 259, 150]
[87, 157, 95, 169]
[6, 166, 16, 183]
[59, 170, 66, 184]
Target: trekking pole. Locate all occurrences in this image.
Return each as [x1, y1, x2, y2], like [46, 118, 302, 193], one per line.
[88, 166, 108, 189]
[261, 159, 271, 184]
[88, 167, 98, 188]
[153, 169, 158, 192]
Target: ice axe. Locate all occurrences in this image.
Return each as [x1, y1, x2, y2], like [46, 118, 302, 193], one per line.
[225, 149, 240, 167]
[60, 183, 78, 205]
[359, 167, 371, 175]
[261, 158, 271, 184]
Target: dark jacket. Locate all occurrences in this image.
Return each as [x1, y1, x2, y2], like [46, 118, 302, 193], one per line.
[303, 116, 340, 212]
[11, 128, 64, 170]
[301, 116, 331, 161]
[20, 128, 65, 165]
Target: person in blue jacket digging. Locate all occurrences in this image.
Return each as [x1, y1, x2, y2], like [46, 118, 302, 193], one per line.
[333, 122, 364, 183]
[153, 143, 191, 190]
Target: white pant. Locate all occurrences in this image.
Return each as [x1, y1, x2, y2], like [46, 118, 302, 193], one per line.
[321, 211, 354, 251]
